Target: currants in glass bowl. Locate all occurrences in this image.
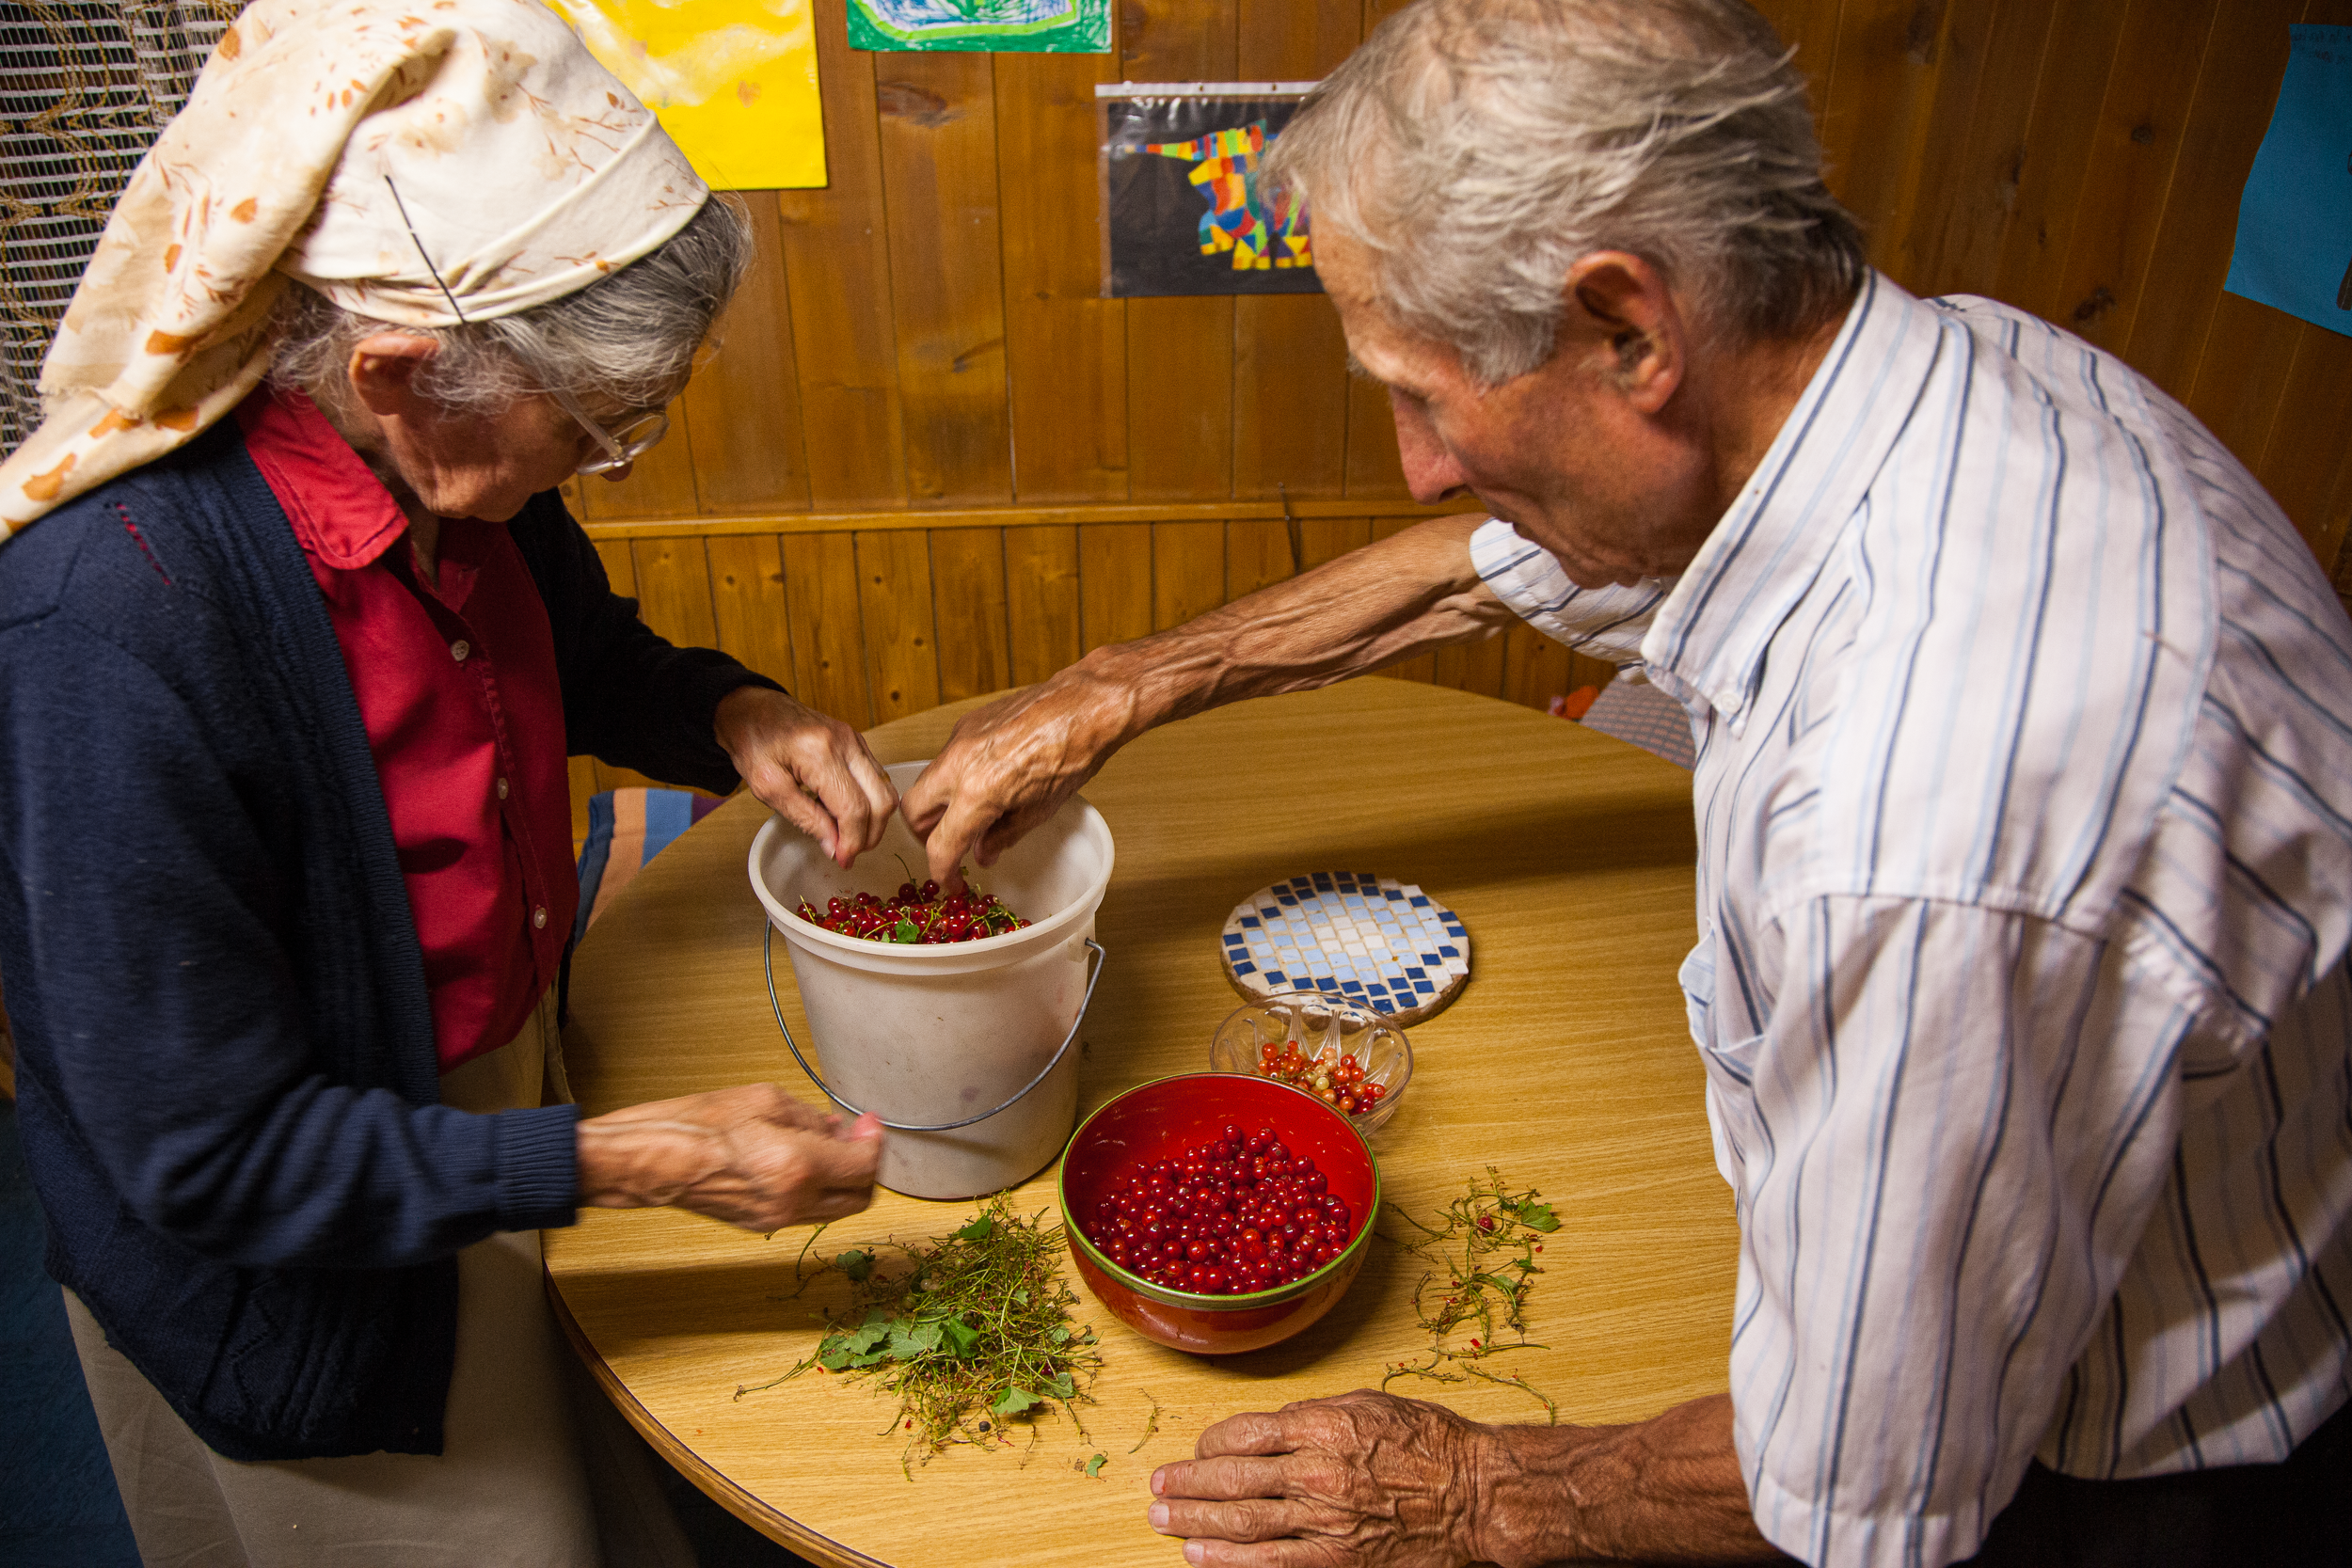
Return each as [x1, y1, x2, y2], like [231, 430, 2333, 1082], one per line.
[1209, 991, 1412, 1135]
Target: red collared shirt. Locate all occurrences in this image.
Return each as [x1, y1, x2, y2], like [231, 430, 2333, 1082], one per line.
[236, 388, 577, 1072]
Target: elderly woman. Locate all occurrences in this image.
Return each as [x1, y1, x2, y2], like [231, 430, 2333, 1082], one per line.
[0, 3, 895, 1562]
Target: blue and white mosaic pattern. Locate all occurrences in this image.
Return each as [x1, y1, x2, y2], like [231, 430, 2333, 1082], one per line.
[1220, 872, 1470, 1022]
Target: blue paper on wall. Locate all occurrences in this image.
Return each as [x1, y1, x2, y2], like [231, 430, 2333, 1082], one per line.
[2224, 25, 2352, 337]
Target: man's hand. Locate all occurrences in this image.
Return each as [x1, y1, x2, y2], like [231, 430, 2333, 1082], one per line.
[576, 1083, 882, 1232]
[1149, 1390, 1785, 1568]
[714, 686, 897, 868]
[1149, 1391, 1486, 1567]
[898, 661, 1145, 886]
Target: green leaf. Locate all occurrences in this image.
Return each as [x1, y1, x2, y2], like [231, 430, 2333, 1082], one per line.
[834, 1249, 874, 1282]
[890, 917, 919, 942]
[1509, 1199, 1560, 1232]
[991, 1386, 1042, 1417]
[940, 1316, 984, 1359]
[1084, 1452, 1108, 1479]
[1039, 1370, 1077, 1400]
[885, 1319, 944, 1358]
[953, 1215, 996, 1243]
[1048, 1325, 1070, 1344]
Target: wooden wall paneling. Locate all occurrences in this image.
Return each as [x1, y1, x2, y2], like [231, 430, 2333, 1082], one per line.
[1004, 524, 1083, 684]
[1880, 0, 2006, 291]
[1343, 372, 1408, 497]
[1079, 521, 1154, 653]
[1360, 0, 1415, 29]
[875, 54, 1015, 505]
[1152, 520, 1228, 630]
[1123, 0, 1239, 504]
[930, 527, 1015, 703]
[1368, 515, 1434, 682]
[570, 396, 703, 520]
[776, 8, 910, 510]
[1297, 515, 1372, 569]
[1432, 626, 1508, 700]
[568, 754, 597, 846]
[781, 532, 876, 729]
[1989, 0, 2135, 312]
[2253, 327, 2352, 566]
[1754, 0, 1849, 86]
[706, 534, 799, 691]
[1231, 0, 1358, 503]
[2039, 0, 2219, 349]
[2183, 293, 2305, 468]
[682, 190, 812, 515]
[1227, 517, 1295, 600]
[1814, 0, 1957, 274]
[1908, 1, 2063, 297]
[1502, 620, 1575, 712]
[589, 540, 662, 794]
[995, 50, 1128, 503]
[628, 537, 721, 650]
[855, 530, 945, 723]
[2117, 0, 2301, 400]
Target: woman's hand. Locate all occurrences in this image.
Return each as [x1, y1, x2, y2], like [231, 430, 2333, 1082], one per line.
[715, 686, 898, 868]
[576, 1084, 883, 1231]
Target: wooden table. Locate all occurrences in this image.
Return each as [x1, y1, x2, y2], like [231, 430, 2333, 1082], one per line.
[547, 678, 1736, 1567]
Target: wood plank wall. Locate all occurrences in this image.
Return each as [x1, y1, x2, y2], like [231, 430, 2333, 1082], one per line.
[568, 0, 2352, 832]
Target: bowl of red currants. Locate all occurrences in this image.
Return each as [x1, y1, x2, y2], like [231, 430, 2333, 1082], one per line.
[1058, 1073, 1380, 1355]
[1208, 992, 1412, 1136]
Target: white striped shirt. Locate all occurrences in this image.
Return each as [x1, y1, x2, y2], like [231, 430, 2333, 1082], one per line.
[1471, 272, 2352, 1568]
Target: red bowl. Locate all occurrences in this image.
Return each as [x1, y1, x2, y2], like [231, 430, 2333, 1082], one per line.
[1058, 1073, 1381, 1354]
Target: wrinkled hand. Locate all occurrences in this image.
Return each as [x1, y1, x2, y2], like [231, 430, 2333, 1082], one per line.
[715, 686, 898, 868]
[577, 1083, 883, 1232]
[898, 665, 1143, 886]
[1148, 1390, 1488, 1568]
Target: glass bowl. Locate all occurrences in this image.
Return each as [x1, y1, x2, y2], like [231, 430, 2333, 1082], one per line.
[1208, 990, 1412, 1135]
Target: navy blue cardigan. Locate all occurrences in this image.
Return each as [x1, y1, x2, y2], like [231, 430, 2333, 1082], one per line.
[0, 420, 773, 1460]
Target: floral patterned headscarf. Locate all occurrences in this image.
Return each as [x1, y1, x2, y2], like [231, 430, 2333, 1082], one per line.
[0, 0, 707, 537]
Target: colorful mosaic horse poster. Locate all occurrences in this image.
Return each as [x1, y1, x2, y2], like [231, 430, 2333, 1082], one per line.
[1101, 87, 1322, 297]
[849, 0, 1111, 54]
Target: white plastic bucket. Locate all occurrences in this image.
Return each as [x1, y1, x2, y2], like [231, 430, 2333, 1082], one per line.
[748, 761, 1115, 1199]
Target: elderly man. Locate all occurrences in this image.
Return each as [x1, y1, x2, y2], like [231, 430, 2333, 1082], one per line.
[902, 2, 2352, 1564]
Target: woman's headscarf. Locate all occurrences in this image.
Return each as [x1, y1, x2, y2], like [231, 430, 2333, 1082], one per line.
[0, 0, 708, 537]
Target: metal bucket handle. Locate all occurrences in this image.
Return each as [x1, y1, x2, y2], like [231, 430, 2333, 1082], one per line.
[761, 924, 1105, 1132]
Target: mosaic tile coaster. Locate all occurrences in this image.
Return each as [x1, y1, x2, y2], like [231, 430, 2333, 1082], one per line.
[1219, 871, 1470, 1024]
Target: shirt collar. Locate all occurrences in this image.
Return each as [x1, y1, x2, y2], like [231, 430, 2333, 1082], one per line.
[233, 385, 408, 573]
[1639, 271, 1957, 727]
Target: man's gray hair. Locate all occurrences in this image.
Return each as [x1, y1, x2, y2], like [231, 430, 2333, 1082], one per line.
[1263, 0, 1865, 384]
[269, 195, 753, 415]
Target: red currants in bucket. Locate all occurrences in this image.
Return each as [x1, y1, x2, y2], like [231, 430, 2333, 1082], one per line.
[794, 879, 1033, 945]
[1076, 1125, 1357, 1295]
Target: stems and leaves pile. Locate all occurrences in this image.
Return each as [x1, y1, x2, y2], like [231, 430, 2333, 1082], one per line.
[738, 1196, 1104, 1474]
[1377, 1168, 1562, 1422]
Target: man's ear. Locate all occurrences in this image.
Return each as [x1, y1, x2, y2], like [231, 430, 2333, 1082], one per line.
[345, 333, 440, 420]
[1560, 252, 1683, 414]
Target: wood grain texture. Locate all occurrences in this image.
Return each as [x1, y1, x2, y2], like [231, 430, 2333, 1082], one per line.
[548, 681, 1725, 1568]
[776, 7, 909, 511]
[706, 534, 798, 692]
[590, 540, 663, 795]
[682, 190, 811, 515]
[1225, 516, 1295, 600]
[1004, 524, 1084, 686]
[781, 533, 874, 730]
[996, 49, 1128, 503]
[855, 531, 944, 724]
[875, 54, 1013, 506]
[572, 396, 702, 521]
[1152, 520, 1228, 631]
[1080, 521, 1155, 654]
[1988, 0, 2135, 314]
[928, 528, 1013, 705]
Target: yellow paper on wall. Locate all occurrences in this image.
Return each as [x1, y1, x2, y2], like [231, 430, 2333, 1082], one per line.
[547, 0, 826, 191]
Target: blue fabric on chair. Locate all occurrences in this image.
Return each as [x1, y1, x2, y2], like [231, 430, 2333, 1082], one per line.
[0, 1097, 139, 1567]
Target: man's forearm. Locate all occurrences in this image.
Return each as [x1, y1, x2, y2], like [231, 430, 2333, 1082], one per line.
[1473, 1395, 1786, 1566]
[1082, 512, 1511, 742]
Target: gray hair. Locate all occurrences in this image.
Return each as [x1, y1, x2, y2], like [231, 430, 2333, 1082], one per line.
[1263, 0, 1865, 384]
[269, 194, 753, 415]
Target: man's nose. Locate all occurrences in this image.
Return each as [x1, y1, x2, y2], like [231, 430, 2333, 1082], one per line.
[1390, 393, 1470, 505]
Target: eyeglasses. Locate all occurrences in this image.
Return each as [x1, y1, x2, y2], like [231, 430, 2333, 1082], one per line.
[549, 385, 670, 476]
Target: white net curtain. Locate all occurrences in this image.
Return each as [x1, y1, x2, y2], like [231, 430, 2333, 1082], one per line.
[0, 2, 241, 453]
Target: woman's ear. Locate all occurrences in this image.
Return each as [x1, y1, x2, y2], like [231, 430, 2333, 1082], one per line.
[344, 333, 440, 420]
